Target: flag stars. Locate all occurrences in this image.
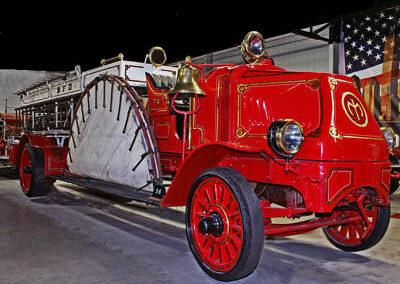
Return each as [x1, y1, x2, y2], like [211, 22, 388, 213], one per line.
[343, 10, 398, 73]
[361, 59, 367, 66]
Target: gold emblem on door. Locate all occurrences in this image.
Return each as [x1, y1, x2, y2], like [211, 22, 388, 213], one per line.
[341, 91, 368, 128]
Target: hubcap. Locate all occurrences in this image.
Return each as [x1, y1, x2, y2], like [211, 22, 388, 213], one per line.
[199, 212, 224, 237]
[190, 177, 244, 272]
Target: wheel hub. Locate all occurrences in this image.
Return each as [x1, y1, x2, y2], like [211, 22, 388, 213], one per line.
[199, 212, 224, 237]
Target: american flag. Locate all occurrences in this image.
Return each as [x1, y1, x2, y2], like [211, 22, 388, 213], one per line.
[342, 5, 400, 77]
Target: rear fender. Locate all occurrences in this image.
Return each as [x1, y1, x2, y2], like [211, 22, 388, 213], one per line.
[161, 143, 266, 207]
[12, 134, 68, 176]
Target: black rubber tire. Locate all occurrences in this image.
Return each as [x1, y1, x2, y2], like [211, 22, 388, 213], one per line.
[323, 204, 391, 252]
[185, 167, 264, 282]
[19, 144, 53, 197]
[390, 178, 399, 195]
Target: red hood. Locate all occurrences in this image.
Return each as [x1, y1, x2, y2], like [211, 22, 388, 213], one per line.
[231, 67, 388, 162]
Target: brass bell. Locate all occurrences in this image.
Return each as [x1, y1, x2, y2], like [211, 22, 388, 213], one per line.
[171, 60, 205, 96]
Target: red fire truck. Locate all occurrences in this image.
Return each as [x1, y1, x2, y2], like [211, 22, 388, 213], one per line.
[8, 31, 391, 281]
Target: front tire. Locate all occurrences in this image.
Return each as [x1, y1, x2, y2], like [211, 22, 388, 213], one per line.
[185, 167, 264, 281]
[19, 144, 53, 197]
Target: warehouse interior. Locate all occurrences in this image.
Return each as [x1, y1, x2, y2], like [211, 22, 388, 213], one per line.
[1, 1, 400, 283]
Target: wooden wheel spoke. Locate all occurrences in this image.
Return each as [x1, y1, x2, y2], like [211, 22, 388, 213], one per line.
[348, 225, 357, 240]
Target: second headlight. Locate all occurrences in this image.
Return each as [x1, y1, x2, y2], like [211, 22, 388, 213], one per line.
[268, 120, 304, 158]
[381, 126, 396, 150]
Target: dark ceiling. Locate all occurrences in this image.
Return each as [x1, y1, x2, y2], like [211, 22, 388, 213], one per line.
[0, 0, 397, 71]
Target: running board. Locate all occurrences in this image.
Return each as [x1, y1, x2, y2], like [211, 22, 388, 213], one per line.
[54, 175, 161, 205]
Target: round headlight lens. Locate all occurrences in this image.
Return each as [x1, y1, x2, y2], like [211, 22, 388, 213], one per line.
[382, 127, 395, 150]
[281, 123, 303, 153]
[249, 36, 264, 56]
[268, 120, 304, 157]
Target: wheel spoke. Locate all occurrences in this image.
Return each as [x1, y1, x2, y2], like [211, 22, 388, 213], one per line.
[219, 184, 225, 204]
[204, 186, 213, 204]
[213, 183, 219, 202]
[348, 225, 357, 241]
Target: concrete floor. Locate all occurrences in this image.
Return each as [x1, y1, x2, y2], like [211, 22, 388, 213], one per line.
[0, 177, 400, 284]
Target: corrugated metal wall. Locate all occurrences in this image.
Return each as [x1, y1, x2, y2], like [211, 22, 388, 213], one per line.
[191, 25, 332, 73]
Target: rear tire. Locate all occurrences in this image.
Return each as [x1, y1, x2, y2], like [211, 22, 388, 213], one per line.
[185, 167, 264, 281]
[19, 144, 53, 197]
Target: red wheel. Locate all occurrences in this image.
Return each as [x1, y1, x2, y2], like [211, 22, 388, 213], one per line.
[19, 147, 32, 194]
[18, 144, 52, 197]
[191, 177, 243, 272]
[186, 167, 263, 281]
[323, 189, 390, 251]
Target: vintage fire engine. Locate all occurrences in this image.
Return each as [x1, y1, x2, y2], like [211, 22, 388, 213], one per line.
[9, 32, 391, 281]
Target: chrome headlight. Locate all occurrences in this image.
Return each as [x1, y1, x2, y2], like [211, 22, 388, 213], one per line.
[268, 120, 304, 158]
[382, 127, 395, 150]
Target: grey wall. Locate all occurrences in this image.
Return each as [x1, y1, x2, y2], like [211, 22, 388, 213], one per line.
[191, 26, 332, 73]
[0, 70, 62, 113]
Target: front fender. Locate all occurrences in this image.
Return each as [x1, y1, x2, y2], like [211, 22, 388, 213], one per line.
[161, 143, 262, 207]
